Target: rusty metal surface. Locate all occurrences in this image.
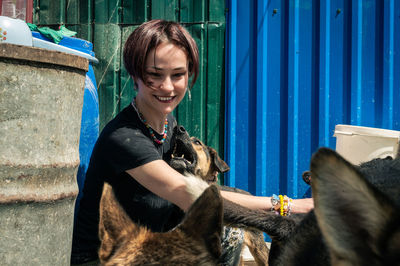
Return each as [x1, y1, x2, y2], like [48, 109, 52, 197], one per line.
[0, 43, 88, 71]
[0, 163, 79, 204]
[0, 45, 85, 265]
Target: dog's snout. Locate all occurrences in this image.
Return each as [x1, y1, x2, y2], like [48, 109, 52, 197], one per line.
[177, 126, 186, 134]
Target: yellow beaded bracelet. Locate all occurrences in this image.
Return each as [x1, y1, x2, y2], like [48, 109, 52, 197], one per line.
[279, 195, 292, 216]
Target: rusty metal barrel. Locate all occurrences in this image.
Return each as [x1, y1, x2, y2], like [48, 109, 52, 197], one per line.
[0, 43, 88, 265]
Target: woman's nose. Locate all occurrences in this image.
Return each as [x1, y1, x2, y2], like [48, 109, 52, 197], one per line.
[160, 76, 174, 91]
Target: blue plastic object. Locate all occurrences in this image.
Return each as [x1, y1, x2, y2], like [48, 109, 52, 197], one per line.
[31, 31, 98, 63]
[32, 31, 99, 219]
[76, 67, 99, 218]
[31, 31, 96, 57]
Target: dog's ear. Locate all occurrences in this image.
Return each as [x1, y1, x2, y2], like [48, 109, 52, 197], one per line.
[98, 183, 137, 262]
[209, 147, 230, 173]
[178, 185, 223, 260]
[311, 148, 400, 265]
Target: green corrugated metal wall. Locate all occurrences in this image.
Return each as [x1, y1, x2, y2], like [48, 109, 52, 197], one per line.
[33, 0, 226, 160]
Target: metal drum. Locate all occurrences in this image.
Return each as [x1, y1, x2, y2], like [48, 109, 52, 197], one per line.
[0, 43, 88, 265]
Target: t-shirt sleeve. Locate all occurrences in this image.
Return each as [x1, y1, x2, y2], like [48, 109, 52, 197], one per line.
[103, 127, 162, 175]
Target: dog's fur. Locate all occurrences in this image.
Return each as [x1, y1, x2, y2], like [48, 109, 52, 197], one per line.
[168, 126, 230, 183]
[218, 148, 400, 265]
[99, 184, 223, 265]
[310, 147, 400, 265]
[168, 125, 270, 265]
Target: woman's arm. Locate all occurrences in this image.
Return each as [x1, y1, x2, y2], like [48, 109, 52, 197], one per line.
[127, 160, 313, 214]
[220, 190, 314, 214]
[126, 159, 207, 211]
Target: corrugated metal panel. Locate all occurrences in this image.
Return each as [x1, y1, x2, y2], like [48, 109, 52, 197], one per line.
[94, 0, 121, 24]
[33, 0, 65, 24]
[176, 24, 207, 139]
[180, 0, 206, 23]
[67, 24, 92, 42]
[209, 0, 226, 22]
[33, 0, 94, 41]
[65, 0, 80, 24]
[65, 0, 93, 25]
[151, 0, 179, 21]
[226, 0, 400, 197]
[121, 0, 147, 24]
[206, 23, 226, 153]
[92, 23, 122, 127]
[120, 26, 138, 109]
[174, 22, 224, 154]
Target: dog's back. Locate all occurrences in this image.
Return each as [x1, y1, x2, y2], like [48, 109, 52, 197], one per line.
[99, 184, 223, 266]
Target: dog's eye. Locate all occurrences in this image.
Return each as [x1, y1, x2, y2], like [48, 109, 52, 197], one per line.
[194, 140, 201, 145]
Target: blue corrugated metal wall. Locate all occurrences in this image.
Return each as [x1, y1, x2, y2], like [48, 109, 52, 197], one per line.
[225, 0, 400, 198]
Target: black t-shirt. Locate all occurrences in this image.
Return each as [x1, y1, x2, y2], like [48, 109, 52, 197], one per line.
[71, 103, 180, 255]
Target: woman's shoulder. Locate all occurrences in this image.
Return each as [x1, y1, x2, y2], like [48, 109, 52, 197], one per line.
[98, 105, 147, 143]
[96, 120, 157, 160]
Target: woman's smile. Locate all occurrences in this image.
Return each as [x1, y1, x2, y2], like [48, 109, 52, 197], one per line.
[154, 95, 176, 103]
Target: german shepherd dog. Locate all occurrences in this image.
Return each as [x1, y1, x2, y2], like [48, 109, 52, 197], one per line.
[219, 147, 400, 265]
[99, 184, 224, 265]
[167, 125, 270, 266]
[310, 147, 400, 265]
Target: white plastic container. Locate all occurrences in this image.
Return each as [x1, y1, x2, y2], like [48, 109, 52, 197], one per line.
[334, 124, 400, 165]
[0, 16, 32, 46]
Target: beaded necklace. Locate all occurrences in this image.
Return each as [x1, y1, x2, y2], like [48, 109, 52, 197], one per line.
[133, 98, 168, 145]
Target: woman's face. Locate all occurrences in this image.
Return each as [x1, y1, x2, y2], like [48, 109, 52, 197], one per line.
[136, 42, 189, 117]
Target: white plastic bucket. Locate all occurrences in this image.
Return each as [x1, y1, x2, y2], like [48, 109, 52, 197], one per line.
[334, 124, 400, 165]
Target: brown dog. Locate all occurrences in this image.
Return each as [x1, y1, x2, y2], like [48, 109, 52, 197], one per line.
[168, 125, 270, 266]
[99, 184, 223, 265]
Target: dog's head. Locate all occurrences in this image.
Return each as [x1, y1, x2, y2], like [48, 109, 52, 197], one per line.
[311, 148, 400, 265]
[99, 184, 223, 265]
[168, 125, 230, 183]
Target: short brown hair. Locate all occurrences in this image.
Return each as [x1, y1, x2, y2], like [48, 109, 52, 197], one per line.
[123, 20, 199, 89]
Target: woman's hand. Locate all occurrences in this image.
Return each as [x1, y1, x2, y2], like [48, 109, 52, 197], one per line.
[291, 198, 314, 213]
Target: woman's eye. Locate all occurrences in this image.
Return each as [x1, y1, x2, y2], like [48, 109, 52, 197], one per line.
[173, 72, 186, 78]
[147, 72, 162, 78]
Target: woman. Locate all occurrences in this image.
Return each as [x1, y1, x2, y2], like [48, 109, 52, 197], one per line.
[71, 19, 313, 265]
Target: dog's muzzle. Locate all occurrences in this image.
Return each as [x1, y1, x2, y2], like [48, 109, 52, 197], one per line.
[169, 126, 197, 173]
